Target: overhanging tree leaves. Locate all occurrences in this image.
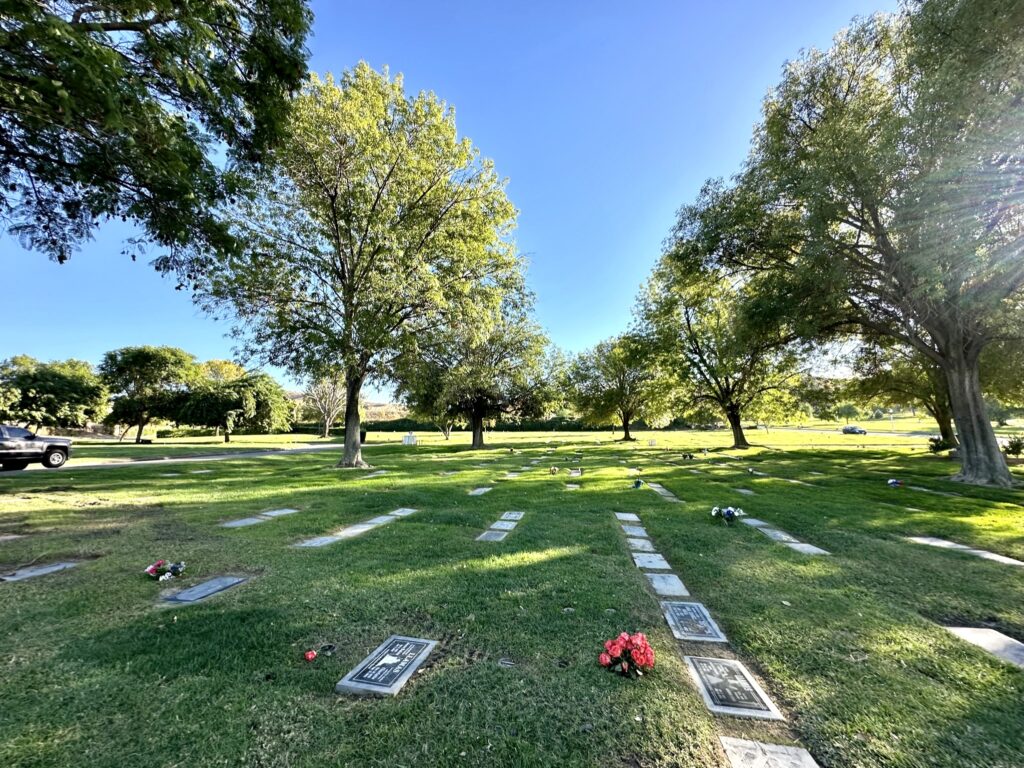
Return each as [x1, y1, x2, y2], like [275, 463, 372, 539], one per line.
[1, 0, 311, 266]
[734, 3, 1024, 485]
[200, 65, 520, 467]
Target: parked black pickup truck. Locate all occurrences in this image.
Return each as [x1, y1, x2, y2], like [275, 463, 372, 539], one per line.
[0, 425, 72, 470]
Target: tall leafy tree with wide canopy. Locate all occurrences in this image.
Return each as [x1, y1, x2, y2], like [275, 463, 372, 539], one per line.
[1, 0, 311, 266]
[178, 373, 290, 442]
[99, 345, 197, 442]
[566, 335, 673, 441]
[730, 2, 1024, 484]
[641, 260, 801, 450]
[0, 355, 107, 429]
[392, 299, 549, 449]
[200, 65, 520, 466]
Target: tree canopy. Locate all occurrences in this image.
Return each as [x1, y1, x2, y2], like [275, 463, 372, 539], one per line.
[566, 335, 674, 441]
[178, 373, 290, 442]
[1, 0, 311, 267]
[712, 3, 1024, 484]
[99, 345, 198, 442]
[200, 64, 521, 466]
[392, 300, 549, 449]
[0, 355, 106, 429]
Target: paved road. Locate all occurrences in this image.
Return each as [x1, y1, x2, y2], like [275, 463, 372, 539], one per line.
[3, 443, 343, 474]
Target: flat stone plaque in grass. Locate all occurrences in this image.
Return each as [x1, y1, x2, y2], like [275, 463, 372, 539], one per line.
[390, 508, 418, 517]
[336, 635, 437, 696]
[363, 470, 388, 479]
[628, 537, 655, 552]
[0, 534, 25, 543]
[719, 736, 820, 768]
[945, 627, 1024, 668]
[164, 576, 246, 604]
[221, 516, 268, 528]
[615, 512, 641, 522]
[740, 518, 770, 528]
[684, 656, 784, 720]
[646, 572, 689, 597]
[786, 542, 830, 556]
[758, 527, 800, 544]
[566, 483, 580, 490]
[501, 511, 524, 521]
[632, 552, 671, 570]
[905, 536, 1023, 567]
[1, 561, 78, 582]
[476, 530, 508, 542]
[468, 487, 492, 496]
[621, 524, 648, 538]
[490, 520, 517, 531]
[569, 469, 582, 477]
[505, 472, 521, 479]
[365, 515, 399, 526]
[262, 508, 299, 518]
[294, 535, 342, 547]
[661, 601, 727, 642]
[733, 488, 755, 495]
[190, 469, 213, 474]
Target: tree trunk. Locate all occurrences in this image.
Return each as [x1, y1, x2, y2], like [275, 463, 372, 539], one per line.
[336, 369, 368, 468]
[441, 422, 452, 440]
[620, 411, 635, 441]
[942, 350, 1012, 486]
[724, 403, 750, 449]
[322, 419, 331, 439]
[135, 420, 147, 444]
[471, 414, 485, 449]
[224, 431, 230, 443]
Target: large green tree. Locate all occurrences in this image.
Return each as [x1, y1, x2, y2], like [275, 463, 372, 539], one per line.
[730, 2, 1024, 485]
[393, 302, 549, 449]
[99, 346, 197, 442]
[178, 373, 290, 442]
[642, 261, 801, 450]
[200, 65, 520, 466]
[0, 355, 106, 429]
[566, 335, 673, 441]
[1, 0, 311, 266]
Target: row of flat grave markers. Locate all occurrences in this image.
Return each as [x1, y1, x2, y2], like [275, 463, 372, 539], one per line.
[739, 518, 830, 556]
[646, 482, 681, 503]
[615, 513, 822, 768]
[477, 511, 524, 541]
[294, 508, 418, 547]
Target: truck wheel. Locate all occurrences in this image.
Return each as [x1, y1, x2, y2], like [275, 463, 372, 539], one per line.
[43, 449, 67, 468]
[1, 460, 29, 471]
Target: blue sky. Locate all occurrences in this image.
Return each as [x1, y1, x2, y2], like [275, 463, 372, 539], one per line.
[1, 0, 896, 397]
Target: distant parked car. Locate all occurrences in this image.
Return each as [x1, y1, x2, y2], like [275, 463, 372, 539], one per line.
[0, 426, 72, 471]
[842, 425, 867, 435]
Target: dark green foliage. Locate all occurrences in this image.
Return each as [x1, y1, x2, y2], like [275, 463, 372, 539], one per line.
[1, 1, 311, 266]
[177, 373, 291, 441]
[0, 355, 106, 428]
[99, 346, 198, 441]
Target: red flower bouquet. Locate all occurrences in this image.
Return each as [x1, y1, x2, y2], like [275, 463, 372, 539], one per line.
[599, 632, 655, 678]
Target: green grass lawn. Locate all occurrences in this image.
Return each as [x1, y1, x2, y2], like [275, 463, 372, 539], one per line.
[1, 431, 1022, 767]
